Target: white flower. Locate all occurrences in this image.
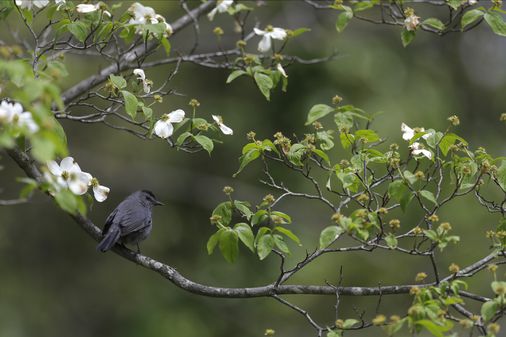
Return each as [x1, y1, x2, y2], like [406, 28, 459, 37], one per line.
[47, 157, 92, 195]
[154, 109, 185, 138]
[212, 115, 233, 135]
[0, 101, 39, 133]
[254, 26, 287, 53]
[410, 142, 432, 159]
[76, 3, 111, 16]
[90, 178, 110, 202]
[15, 0, 49, 9]
[128, 3, 172, 36]
[401, 123, 430, 141]
[404, 15, 420, 31]
[133, 69, 151, 93]
[207, 0, 234, 21]
[468, 0, 478, 4]
[276, 63, 287, 78]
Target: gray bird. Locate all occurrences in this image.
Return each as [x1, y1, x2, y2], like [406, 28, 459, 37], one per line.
[97, 190, 164, 253]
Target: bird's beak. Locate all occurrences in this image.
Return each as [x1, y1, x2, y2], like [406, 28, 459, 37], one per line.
[154, 199, 165, 206]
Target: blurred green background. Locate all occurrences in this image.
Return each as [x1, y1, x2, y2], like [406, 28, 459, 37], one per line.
[1, 1, 505, 336]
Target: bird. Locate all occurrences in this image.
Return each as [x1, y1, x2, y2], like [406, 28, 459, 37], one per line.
[97, 190, 164, 253]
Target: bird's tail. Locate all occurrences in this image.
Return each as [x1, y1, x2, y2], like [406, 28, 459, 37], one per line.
[96, 226, 121, 252]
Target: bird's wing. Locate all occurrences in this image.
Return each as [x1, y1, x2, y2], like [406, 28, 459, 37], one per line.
[102, 207, 119, 235]
[115, 204, 151, 236]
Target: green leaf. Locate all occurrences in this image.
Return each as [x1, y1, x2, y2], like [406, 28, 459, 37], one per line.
[326, 330, 342, 337]
[54, 189, 79, 215]
[415, 319, 453, 337]
[251, 210, 268, 226]
[287, 143, 306, 166]
[121, 90, 138, 120]
[207, 229, 223, 254]
[461, 9, 484, 29]
[447, 0, 465, 10]
[219, 229, 239, 263]
[274, 226, 301, 245]
[233, 148, 261, 177]
[422, 18, 445, 30]
[317, 131, 334, 151]
[420, 190, 437, 205]
[142, 106, 152, 120]
[109, 74, 126, 89]
[354, 129, 380, 143]
[305, 104, 334, 125]
[254, 72, 273, 101]
[497, 160, 506, 190]
[234, 223, 255, 252]
[319, 226, 343, 249]
[212, 201, 233, 226]
[67, 21, 89, 43]
[176, 131, 192, 146]
[234, 200, 253, 220]
[312, 148, 330, 165]
[290, 27, 311, 37]
[484, 12, 506, 37]
[273, 234, 290, 254]
[353, 1, 374, 12]
[342, 319, 360, 329]
[335, 6, 353, 33]
[439, 133, 468, 156]
[257, 234, 274, 260]
[385, 233, 398, 249]
[403, 170, 417, 185]
[481, 300, 499, 322]
[226, 70, 247, 83]
[271, 211, 292, 224]
[160, 36, 171, 56]
[401, 30, 416, 47]
[388, 180, 412, 212]
[193, 135, 214, 155]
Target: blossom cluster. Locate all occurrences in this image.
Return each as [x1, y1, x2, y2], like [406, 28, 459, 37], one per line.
[0, 100, 39, 134]
[45, 157, 110, 202]
[128, 2, 173, 36]
[401, 123, 432, 159]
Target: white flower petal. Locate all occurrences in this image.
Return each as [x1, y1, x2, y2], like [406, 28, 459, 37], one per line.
[412, 149, 432, 159]
[76, 4, 98, 13]
[258, 35, 271, 53]
[47, 161, 63, 176]
[212, 115, 221, 124]
[254, 28, 266, 36]
[68, 174, 89, 195]
[33, 0, 49, 8]
[93, 185, 110, 202]
[142, 82, 151, 94]
[207, 7, 218, 20]
[167, 109, 185, 123]
[219, 123, 233, 135]
[133, 68, 145, 80]
[401, 123, 415, 141]
[270, 27, 287, 40]
[154, 120, 173, 138]
[276, 63, 287, 78]
[60, 157, 76, 172]
[81, 172, 93, 185]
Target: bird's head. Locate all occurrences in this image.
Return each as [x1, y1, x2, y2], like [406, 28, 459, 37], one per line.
[137, 190, 164, 207]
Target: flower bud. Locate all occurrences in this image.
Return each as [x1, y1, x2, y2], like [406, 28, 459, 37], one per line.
[153, 94, 163, 103]
[236, 40, 247, 49]
[312, 121, 323, 130]
[357, 193, 369, 203]
[488, 264, 498, 273]
[459, 319, 473, 328]
[372, 314, 386, 326]
[210, 214, 222, 225]
[331, 212, 342, 223]
[487, 323, 500, 335]
[213, 27, 224, 36]
[439, 222, 452, 231]
[389, 219, 401, 230]
[377, 207, 388, 215]
[414, 170, 425, 180]
[427, 214, 439, 222]
[448, 263, 460, 274]
[412, 226, 423, 235]
[264, 329, 275, 336]
[263, 194, 275, 205]
[335, 319, 344, 328]
[332, 95, 343, 105]
[448, 115, 460, 126]
[189, 98, 200, 107]
[500, 113, 506, 122]
[409, 286, 420, 296]
[223, 186, 234, 195]
[415, 272, 427, 282]
[247, 131, 256, 141]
